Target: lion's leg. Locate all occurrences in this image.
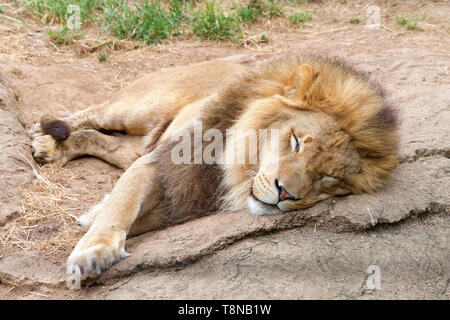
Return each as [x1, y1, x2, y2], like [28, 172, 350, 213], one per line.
[128, 204, 166, 236]
[77, 193, 164, 235]
[66, 153, 164, 287]
[31, 101, 173, 169]
[33, 99, 172, 138]
[61, 103, 151, 134]
[62, 104, 107, 132]
[32, 129, 142, 169]
[30, 101, 157, 144]
[30, 104, 105, 139]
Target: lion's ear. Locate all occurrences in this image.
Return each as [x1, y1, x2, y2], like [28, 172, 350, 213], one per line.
[284, 64, 314, 100]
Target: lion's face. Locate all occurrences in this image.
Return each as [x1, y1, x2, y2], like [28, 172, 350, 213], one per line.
[248, 105, 360, 216]
[221, 60, 398, 216]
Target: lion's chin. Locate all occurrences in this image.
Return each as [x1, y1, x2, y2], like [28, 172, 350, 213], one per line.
[247, 197, 283, 217]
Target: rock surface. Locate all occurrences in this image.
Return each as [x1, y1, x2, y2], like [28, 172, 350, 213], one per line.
[0, 73, 33, 225]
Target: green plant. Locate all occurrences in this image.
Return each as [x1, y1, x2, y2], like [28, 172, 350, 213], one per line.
[191, 1, 242, 41]
[101, 0, 186, 44]
[396, 15, 421, 30]
[236, 0, 262, 24]
[349, 17, 361, 24]
[46, 26, 84, 44]
[260, 33, 267, 42]
[406, 19, 420, 30]
[21, 0, 104, 24]
[396, 16, 408, 27]
[266, 0, 284, 18]
[19, 0, 319, 46]
[288, 10, 312, 27]
[0, 4, 4, 14]
[14, 91, 21, 102]
[98, 52, 110, 62]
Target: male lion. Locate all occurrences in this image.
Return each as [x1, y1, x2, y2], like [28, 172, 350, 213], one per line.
[30, 56, 398, 288]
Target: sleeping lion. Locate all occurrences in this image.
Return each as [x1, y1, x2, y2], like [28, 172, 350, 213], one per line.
[30, 56, 398, 289]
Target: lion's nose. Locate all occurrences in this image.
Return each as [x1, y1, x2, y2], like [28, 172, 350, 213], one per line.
[275, 178, 296, 202]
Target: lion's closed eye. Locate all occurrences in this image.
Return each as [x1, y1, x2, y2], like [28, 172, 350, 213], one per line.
[290, 134, 301, 152]
[290, 133, 312, 153]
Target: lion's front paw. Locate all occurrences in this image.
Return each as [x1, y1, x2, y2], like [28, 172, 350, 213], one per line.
[66, 230, 130, 289]
[31, 135, 67, 165]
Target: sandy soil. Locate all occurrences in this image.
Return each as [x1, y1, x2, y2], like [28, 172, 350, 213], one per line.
[0, 0, 449, 299]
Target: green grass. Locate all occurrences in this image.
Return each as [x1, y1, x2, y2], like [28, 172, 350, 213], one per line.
[20, 0, 297, 45]
[260, 33, 267, 42]
[265, 0, 284, 18]
[396, 16, 408, 27]
[236, 0, 262, 24]
[192, 1, 242, 41]
[349, 17, 361, 24]
[14, 91, 22, 102]
[0, 4, 4, 14]
[288, 10, 312, 27]
[101, 0, 187, 44]
[21, 0, 104, 24]
[406, 19, 420, 30]
[102, 0, 244, 43]
[46, 26, 84, 44]
[98, 52, 110, 62]
[396, 15, 422, 30]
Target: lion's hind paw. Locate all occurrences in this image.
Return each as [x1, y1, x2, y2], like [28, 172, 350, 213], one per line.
[31, 135, 67, 165]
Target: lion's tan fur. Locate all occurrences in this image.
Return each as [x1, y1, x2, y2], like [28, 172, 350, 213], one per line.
[31, 57, 398, 286]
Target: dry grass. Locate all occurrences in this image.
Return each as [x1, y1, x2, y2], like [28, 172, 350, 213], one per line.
[0, 161, 84, 264]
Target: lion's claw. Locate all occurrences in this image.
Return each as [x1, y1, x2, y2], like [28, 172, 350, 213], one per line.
[120, 251, 131, 259]
[66, 265, 82, 290]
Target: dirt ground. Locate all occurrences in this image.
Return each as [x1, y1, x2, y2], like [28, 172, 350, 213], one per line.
[0, 0, 449, 299]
